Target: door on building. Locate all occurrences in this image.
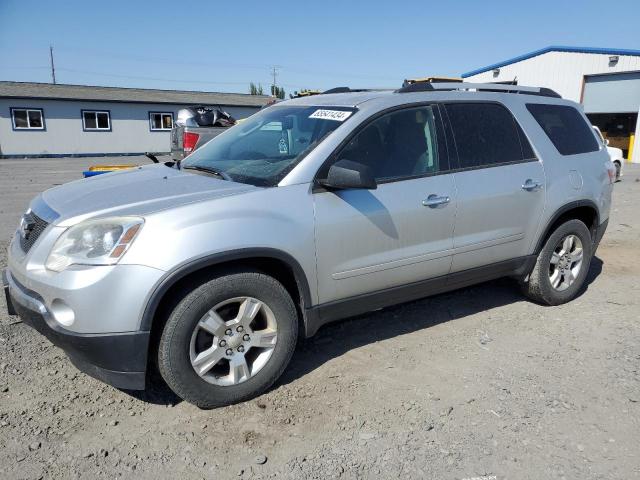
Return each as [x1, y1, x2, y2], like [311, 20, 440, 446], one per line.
[583, 71, 640, 159]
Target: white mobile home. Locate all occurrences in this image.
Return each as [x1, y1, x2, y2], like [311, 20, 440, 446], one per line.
[0, 82, 271, 157]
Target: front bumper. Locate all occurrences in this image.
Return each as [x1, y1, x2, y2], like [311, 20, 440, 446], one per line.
[3, 269, 148, 390]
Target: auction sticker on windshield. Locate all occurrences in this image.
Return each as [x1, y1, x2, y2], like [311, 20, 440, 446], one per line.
[309, 109, 353, 122]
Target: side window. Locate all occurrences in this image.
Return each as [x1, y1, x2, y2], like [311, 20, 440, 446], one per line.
[11, 108, 45, 130]
[444, 103, 532, 169]
[82, 110, 111, 131]
[526, 103, 599, 155]
[149, 112, 174, 131]
[333, 105, 445, 182]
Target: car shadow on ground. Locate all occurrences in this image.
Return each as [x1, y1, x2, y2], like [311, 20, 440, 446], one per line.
[279, 256, 603, 387]
[124, 257, 603, 407]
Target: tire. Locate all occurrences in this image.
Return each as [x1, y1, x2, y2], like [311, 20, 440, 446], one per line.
[521, 219, 593, 306]
[614, 161, 621, 182]
[158, 270, 298, 409]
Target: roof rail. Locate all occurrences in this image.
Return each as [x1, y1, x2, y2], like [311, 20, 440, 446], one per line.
[321, 87, 375, 94]
[396, 81, 562, 98]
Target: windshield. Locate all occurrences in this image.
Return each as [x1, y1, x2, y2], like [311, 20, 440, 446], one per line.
[182, 105, 357, 187]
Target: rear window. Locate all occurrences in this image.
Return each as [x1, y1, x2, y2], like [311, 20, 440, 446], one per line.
[444, 103, 535, 169]
[526, 104, 599, 156]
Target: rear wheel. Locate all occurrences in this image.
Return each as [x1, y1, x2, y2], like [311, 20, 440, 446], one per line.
[522, 219, 593, 305]
[158, 270, 298, 408]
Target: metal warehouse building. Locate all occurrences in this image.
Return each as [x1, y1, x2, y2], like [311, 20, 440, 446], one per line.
[0, 81, 271, 157]
[462, 46, 640, 164]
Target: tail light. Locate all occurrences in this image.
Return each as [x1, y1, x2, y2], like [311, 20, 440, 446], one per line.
[606, 162, 616, 184]
[183, 132, 200, 155]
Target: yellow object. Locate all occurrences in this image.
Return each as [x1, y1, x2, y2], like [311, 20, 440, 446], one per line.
[628, 134, 635, 163]
[403, 77, 463, 86]
[292, 90, 322, 98]
[88, 164, 137, 172]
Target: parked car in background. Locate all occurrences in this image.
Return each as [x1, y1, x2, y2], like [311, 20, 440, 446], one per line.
[171, 106, 236, 161]
[593, 126, 624, 181]
[5, 82, 615, 408]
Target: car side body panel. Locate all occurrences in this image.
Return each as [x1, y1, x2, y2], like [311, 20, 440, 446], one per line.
[313, 174, 457, 303]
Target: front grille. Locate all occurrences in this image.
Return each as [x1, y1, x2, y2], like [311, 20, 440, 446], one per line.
[19, 211, 49, 253]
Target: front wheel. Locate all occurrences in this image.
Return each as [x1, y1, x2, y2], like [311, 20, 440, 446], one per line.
[521, 219, 593, 305]
[158, 270, 298, 408]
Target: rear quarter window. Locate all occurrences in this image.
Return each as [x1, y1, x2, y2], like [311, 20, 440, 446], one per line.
[526, 103, 599, 156]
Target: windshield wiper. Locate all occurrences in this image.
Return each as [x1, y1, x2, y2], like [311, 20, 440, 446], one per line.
[182, 165, 231, 181]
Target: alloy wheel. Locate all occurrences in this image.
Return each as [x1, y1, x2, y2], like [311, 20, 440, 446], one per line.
[548, 234, 584, 291]
[189, 297, 278, 386]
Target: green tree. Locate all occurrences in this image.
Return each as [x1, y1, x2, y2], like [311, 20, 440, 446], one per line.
[271, 85, 285, 99]
[249, 82, 264, 95]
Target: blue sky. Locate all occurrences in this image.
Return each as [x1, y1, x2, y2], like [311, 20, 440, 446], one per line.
[1, 0, 639, 95]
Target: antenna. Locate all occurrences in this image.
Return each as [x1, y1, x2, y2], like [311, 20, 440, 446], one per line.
[49, 45, 56, 84]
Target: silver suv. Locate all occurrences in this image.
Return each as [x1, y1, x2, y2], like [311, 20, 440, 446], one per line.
[4, 83, 615, 408]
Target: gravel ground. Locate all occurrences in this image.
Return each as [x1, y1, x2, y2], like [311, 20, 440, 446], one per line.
[1, 157, 639, 480]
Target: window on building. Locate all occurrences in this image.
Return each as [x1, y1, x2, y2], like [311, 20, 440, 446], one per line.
[149, 112, 174, 131]
[444, 103, 534, 170]
[11, 108, 45, 130]
[82, 110, 111, 131]
[526, 104, 599, 156]
[331, 105, 446, 182]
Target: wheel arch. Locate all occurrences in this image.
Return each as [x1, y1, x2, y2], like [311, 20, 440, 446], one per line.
[140, 248, 313, 336]
[533, 200, 600, 255]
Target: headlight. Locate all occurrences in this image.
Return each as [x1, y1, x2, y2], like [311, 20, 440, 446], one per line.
[45, 217, 144, 272]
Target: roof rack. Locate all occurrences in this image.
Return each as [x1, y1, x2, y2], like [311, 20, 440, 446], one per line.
[395, 81, 562, 98]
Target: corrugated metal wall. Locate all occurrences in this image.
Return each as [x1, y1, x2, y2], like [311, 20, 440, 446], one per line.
[464, 51, 640, 102]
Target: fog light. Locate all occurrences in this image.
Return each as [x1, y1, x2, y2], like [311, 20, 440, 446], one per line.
[50, 299, 75, 327]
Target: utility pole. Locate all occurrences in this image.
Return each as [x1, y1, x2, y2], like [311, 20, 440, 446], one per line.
[271, 66, 278, 96]
[49, 45, 56, 84]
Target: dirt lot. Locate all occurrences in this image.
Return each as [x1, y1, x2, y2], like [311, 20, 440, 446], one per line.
[1, 157, 639, 480]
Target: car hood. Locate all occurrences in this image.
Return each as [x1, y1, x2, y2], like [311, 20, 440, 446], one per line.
[606, 146, 623, 158]
[39, 164, 259, 223]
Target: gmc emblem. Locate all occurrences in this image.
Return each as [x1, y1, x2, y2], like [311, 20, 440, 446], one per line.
[20, 214, 35, 240]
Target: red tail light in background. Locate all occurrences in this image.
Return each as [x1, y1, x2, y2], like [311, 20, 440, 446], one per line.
[183, 132, 200, 155]
[606, 162, 616, 184]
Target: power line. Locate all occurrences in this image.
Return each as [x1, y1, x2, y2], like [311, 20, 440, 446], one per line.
[56, 67, 251, 86]
[53, 45, 272, 71]
[50, 44, 400, 83]
[0, 65, 304, 90]
[0, 66, 49, 70]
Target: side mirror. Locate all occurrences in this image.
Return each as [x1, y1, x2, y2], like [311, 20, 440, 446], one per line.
[319, 159, 377, 190]
[605, 139, 610, 146]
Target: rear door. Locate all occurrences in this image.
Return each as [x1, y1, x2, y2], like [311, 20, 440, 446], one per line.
[442, 102, 546, 272]
[313, 104, 457, 304]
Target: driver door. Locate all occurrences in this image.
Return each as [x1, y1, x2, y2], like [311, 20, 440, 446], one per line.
[313, 104, 457, 304]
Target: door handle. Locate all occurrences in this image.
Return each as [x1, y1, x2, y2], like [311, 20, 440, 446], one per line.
[422, 194, 451, 208]
[522, 179, 543, 191]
